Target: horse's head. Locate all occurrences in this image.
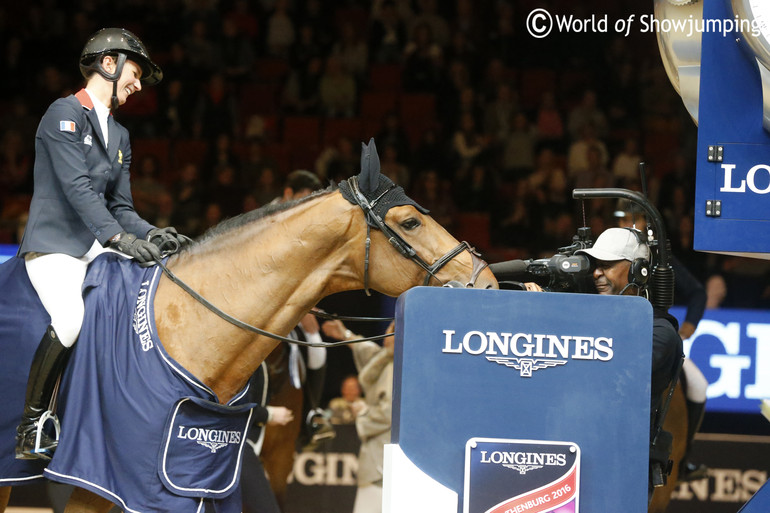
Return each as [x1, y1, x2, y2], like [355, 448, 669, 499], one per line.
[339, 139, 498, 296]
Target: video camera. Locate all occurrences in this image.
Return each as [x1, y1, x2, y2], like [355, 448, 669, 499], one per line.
[489, 227, 596, 293]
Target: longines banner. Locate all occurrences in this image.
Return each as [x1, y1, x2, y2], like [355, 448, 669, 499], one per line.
[284, 424, 360, 513]
[668, 434, 770, 513]
[385, 288, 652, 513]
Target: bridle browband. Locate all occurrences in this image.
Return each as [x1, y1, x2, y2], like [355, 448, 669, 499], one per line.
[155, 179, 489, 347]
[346, 176, 488, 294]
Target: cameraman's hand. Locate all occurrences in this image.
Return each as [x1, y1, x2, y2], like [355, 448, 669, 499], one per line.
[110, 231, 161, 263]
[524, 282, 543, 292]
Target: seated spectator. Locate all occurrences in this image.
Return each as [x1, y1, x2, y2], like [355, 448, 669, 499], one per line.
[411, 169, 457, 231]
[290, 23, 323, 71]
[281, 55, 323, 115]
[410, 126, 446, 176]
[253, 167, 282, 206]
[456, 162, 495, 212]
[265, 0, 296, 58]
[402, 21, 443, 93]
[501, 112, 537, 181]
[192, 74, 239, 140]
[319, 55, 357, 118]
[451, 112, 487, 178]
[170, 163, 205, 237]
[131, 155, 170, 226]
[535, 91, 565, 151]
[182, 19, 218, 77]
[316, 135, 358, 182]
[567, 89, 608, 141]
[241, 138, 279, 191]
[368, 0, 407, 64]
[409, 0, 450, 49]
[611, 138, 642, 187]
[483, 83, 519, 145]
[331, 22, 369, 85]
[203, 133, 240, 183]
[0, 129, 33, 200]
[157, 79, 195, 139]
[573, 144, 614, 189]
[375, 111, 411, 164]
[380, 142, 411, 189]
[224, 0, 260, 40]
[208, 164, 244, 218]
[200, 202, 224, 234]
[216, 17, 255, 83]
[328, 375, 366, 425]
[566, 123, 609, 180]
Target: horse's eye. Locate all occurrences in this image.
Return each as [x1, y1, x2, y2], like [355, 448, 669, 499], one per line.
[401, 218, 421, 230]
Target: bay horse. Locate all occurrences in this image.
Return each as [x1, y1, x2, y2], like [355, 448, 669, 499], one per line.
[0, 147, 497, 512]
[259, 343, 305, 509]
[648, 383, 689, 513]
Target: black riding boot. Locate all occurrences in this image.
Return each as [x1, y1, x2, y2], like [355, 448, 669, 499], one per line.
[299, 367, 335, 452]
[679, 399, 708, 481]
[15, 325, 71, 461]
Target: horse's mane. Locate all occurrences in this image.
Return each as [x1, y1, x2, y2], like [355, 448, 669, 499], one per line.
[192, 185, 337, 248]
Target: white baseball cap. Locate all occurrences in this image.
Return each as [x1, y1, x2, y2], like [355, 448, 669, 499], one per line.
[576, 228, 650, 262]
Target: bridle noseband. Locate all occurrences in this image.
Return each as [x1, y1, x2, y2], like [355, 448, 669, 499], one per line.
[346, 176, 489, 294]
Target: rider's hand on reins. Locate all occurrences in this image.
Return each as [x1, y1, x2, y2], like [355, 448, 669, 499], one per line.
[110, 231, 162, 264]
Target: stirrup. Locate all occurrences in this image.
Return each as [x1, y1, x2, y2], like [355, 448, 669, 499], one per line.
[18, 411, 61, 460]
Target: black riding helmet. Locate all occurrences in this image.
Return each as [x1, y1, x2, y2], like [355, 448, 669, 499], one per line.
[79, 28, 162, 108]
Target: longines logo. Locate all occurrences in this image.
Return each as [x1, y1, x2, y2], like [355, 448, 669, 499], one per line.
[480, 450, 567, 475]
[133, 280, 153, 352]
[441, 330, 613, 377]
[176, 425, 242, 453]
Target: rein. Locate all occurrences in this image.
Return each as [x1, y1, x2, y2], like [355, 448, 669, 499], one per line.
[157, 260, 391, 347]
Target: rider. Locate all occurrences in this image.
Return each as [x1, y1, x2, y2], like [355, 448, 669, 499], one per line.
[272, 169, 335, 448]
[15, 28, 189, 460]
[615, 207, 708, 481]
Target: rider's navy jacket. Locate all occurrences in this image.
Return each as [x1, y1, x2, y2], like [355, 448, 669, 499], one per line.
[18, 89, 153, 257]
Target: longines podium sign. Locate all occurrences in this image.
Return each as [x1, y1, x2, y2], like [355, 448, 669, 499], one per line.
[384, 288, 652, 513]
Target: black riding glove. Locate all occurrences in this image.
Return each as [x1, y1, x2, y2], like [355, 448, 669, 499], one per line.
[146, 226, 192, 255]
[110, 231, 162, 263]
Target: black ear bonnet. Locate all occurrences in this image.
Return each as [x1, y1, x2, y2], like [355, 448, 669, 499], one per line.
[338, 138, 428, 227]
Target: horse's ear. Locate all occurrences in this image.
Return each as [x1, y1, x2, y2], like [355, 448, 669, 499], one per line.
[358, 137, 381, 195]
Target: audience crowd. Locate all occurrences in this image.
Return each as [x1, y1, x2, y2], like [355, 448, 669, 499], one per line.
[1, 0, 768, 308]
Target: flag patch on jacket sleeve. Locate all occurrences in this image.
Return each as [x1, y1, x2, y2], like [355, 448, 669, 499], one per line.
[59, 121, 76, 132]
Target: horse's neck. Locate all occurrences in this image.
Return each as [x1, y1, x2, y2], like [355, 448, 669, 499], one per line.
[154, 193, 362, 402]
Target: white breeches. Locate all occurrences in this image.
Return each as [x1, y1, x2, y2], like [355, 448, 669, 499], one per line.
[24, 241, 119, 347]
[683, 358, 708, 403]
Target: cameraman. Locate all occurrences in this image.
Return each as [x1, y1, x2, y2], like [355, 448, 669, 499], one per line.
[573, 228, 682, 418]
[518, 227, 683, 489]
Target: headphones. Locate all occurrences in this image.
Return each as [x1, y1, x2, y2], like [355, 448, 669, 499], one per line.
[625, 228, 650, 287]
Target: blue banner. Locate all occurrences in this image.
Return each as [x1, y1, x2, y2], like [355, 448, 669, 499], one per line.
[0, 244, 16, 263]
[671, 306, 770, 414]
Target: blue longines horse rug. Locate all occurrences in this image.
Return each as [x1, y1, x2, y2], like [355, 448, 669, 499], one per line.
[0, 254, 255, 513]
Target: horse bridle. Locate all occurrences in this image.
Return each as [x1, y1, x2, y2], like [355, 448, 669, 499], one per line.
[156, 180, 489, 347]
[346, 176, 489, 294]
